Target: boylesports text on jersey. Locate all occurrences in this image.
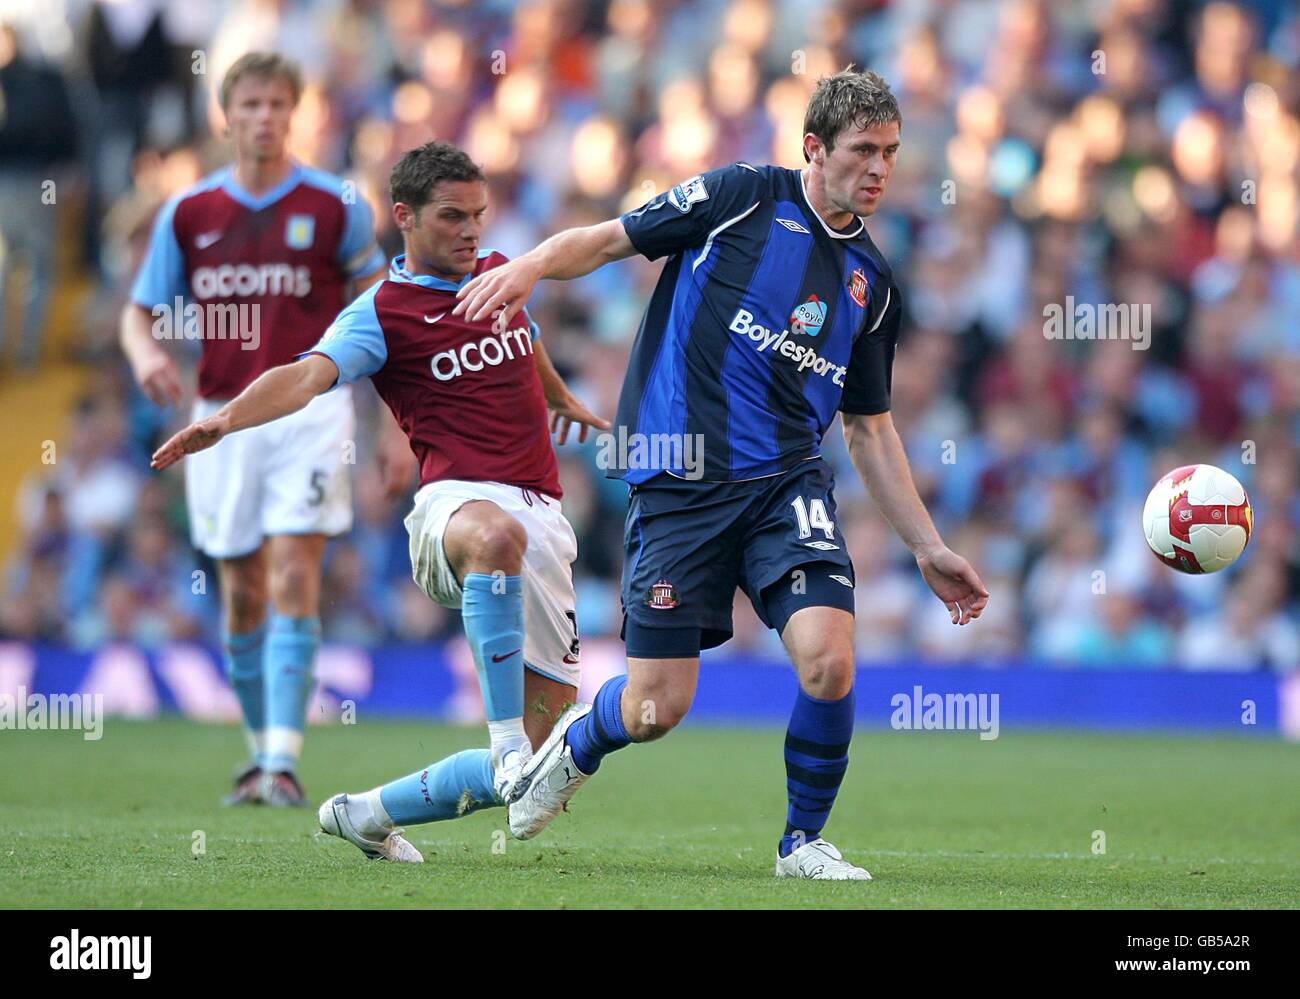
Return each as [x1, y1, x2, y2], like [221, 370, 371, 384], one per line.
[191, 262, 312, 298]
[429, 323, 534, 381]
[728, 308, 847, 386]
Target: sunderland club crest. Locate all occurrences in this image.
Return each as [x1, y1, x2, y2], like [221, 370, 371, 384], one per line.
[647, 578, 680, 610]
[848, 268, 868, 308]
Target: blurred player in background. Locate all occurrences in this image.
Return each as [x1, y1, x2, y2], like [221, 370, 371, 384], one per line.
[457, 69, 989, 879]
[151, 141, 608, 861]
[120, 53, 393, 806]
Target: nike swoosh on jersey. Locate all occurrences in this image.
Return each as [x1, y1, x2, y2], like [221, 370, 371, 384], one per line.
[195, 231, 222, 249]
[423, 312, 446, 324]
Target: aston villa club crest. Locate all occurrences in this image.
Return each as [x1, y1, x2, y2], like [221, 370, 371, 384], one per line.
[285, 214, 315, 249]
[647, 578, 680, 610]
[848, 268, 868, 308]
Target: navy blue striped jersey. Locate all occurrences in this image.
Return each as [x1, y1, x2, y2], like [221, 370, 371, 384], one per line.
[615, 162, 902, 484]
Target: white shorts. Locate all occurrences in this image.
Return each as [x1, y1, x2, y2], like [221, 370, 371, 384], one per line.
[405, 479, 581, 688]
[185, 387, 355, 559]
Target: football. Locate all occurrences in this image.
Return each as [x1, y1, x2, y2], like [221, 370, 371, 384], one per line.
[1142, 464, 1253, 574]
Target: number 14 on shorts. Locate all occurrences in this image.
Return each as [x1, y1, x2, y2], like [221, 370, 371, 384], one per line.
[791, 495, 835, 540]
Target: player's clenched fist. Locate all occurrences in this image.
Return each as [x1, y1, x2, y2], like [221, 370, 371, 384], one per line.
[151, 414, 231, 470]
[452, 255, 541, 331]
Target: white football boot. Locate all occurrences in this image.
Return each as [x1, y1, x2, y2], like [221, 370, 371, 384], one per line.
[318, 793, 424, 863]
[492, 743, 532, 803]
[774, 838, 872, 881]
[507, 702, 593, 839]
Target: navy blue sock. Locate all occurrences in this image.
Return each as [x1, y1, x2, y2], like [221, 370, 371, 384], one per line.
[565, 675, 630, 774]
[779, 687, 854, 858]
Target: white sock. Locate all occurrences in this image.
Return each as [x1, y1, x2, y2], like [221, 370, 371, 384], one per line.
[348, 788, 395, 837]
[487, 718, 529, 767]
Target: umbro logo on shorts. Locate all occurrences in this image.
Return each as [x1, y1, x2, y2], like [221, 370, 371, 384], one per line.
[804, 540, 840, 551]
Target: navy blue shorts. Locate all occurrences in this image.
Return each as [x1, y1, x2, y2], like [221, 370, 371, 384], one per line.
[620, 457, 856, 656]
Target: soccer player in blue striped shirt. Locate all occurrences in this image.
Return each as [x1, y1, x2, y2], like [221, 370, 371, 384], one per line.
[456, 69, 988, 880]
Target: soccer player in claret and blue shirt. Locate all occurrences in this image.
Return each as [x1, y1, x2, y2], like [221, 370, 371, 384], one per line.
[152, 141, 608, 862]
[457, 69, 990, 880]
[121, 53, 391, 807]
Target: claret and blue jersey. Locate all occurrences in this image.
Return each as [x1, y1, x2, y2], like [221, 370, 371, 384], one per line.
[617, 161, 902, 484]
[131, 161, 385, 401]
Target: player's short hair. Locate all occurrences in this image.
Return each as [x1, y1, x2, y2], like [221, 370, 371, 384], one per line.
[802, 67, 902, 162]
[389, 142, 486, 211]
[219, 52, 303, 110]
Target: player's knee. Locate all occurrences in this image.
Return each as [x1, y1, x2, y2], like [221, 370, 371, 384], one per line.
[269, 559, 318, 610]
[224, 578, 267, 631]
[798, 647, 855, 700]
[467, 516, 527, 573]
[624, 686, 692, 741]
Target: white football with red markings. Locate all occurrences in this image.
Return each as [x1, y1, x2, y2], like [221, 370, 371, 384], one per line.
[1142, 464, 1253, 574]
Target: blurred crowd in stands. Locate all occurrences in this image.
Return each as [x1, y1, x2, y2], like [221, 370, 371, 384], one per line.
[1, 0, 1297, 670]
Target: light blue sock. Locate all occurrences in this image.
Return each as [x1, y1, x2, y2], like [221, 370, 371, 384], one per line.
[223, 624, 267, 768]
[461, 573, 526, 756]
[263, 614, 320, 773]
[379, 749, 498, 824]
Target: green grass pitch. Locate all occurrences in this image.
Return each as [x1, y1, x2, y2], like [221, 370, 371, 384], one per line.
[1, 719, 1296, 908]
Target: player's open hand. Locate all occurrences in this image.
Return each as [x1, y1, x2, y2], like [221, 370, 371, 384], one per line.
[452, 255, 541, 332]
[549, 394, 611, 445]
[131, 348, 184, 407]
[916, 545, 989, 625]
[150, 414, 230, 470]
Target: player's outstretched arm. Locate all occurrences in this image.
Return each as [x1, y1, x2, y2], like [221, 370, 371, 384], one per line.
[453, 219, 636, 332]
[150, 354, 340, 470]
[841, 410, 989, 625]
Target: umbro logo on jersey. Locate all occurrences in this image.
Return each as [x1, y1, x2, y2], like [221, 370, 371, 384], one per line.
[804, 540, 840, 551]
[195, 231, 222, 249]
[423, 312, 446, 324]
[775, 217, 811, 234]
[830, 575, 853, 588]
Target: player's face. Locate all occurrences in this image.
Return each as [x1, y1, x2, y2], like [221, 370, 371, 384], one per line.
[224, 74, 296, 164]
[819, 119, 900, 218]
[401, 180, 489, 280]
